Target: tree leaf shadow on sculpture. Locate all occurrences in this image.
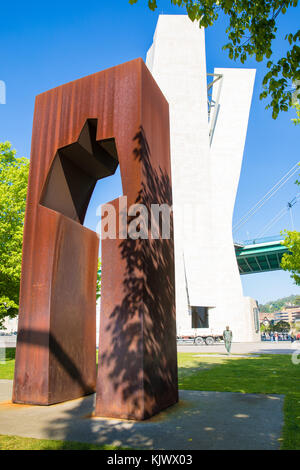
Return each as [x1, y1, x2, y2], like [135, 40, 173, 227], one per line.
[14, 329, 94, 403]
[97, 127, 178, 420]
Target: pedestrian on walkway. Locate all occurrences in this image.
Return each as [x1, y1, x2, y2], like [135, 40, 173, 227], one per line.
[223, 326, 233, 355]
[290, 327, 297, 343]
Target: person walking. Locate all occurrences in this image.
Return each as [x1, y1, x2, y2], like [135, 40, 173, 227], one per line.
[291, 327, 297, 343]
[289, 328, 295, 343]
[223, 326, 233, 355]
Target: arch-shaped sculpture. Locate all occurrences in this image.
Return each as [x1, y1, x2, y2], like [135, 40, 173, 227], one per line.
[13, 59, 178, 420]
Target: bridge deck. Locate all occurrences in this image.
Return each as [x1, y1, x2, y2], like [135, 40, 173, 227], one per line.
[235, 237, 288, 274]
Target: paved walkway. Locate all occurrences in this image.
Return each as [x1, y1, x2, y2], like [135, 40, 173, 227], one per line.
[177, 340, 300, 355]
[0, 380, 283, 450]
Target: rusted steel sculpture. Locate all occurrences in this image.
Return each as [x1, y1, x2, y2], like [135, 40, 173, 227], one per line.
[13, 59, 178, 419]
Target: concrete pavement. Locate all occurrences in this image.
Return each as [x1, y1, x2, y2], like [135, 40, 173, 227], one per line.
[0, 380, 13, 403]
[0, 380, 283, 450]
[177, 340, 300, 355]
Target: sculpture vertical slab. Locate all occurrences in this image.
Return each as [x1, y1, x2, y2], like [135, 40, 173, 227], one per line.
[95, 62, 178, 420]
[13, 59, 178, 416]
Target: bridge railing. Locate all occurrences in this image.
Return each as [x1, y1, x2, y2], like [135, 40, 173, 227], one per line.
[236, 234, 285, 247]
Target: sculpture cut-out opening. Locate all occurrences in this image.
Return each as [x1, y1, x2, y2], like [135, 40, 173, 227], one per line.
[40, 119, 119, 224]
[39, 119, 120, 381]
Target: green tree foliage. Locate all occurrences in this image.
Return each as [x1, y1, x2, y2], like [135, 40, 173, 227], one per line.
[273, 320, 291, 332]
[291, 321, 300, 332]
[281, 230, 300, 285]
[0, 142, 29, 328]
[292, 102, 300, 124]
[260, 323, 268, 332]
[280, 163, 300, 285]
[130, 0, 300, 119]
[261, 320, 291, 332]
[96, 258, 101, 300]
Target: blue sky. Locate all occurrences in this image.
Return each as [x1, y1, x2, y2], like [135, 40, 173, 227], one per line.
[0, 0, 299, 304]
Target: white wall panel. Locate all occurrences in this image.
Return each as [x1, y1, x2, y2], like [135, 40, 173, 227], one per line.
[146, 15, 260, 341]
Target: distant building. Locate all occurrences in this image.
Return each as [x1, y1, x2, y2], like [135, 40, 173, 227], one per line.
[281, 306, 300, 324]
[0, 316, 18, 334]
[259, 312, 276, 323]
[260, 307, 300, 327]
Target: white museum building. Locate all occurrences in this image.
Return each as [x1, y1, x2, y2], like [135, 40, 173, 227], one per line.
[146, 15, 260, 342]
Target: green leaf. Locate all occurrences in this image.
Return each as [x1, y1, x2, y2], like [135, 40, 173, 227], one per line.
[0, 142, 29, 328]
[132, 0, 300, 120]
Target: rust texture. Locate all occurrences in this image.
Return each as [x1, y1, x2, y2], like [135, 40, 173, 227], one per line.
[13, 59, 178, 418]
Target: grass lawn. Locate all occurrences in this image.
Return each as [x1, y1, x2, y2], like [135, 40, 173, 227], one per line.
[0, 434, 124, 450]
[0, 348, 15, 380]
[0, 349, 299, 449]
[178, 353, 300, 450]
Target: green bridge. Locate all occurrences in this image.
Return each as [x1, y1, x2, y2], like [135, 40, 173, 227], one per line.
[235, 235, 288, 275]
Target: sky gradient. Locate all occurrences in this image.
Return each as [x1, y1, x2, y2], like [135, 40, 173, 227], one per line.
[0, 0, 299, 304]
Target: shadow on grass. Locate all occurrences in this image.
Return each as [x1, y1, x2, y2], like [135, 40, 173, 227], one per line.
[2, 351, 299, 449]
[178, 353, 300, 450]
[1, 354, 297, 449]
[0, 434, 125, 450]
[5, 348, 15, 361]
[178, 354, 297, 393]
[24, 354, 291, 450]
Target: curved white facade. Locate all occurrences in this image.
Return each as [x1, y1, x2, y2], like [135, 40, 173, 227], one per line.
[146, 15, 260, 342]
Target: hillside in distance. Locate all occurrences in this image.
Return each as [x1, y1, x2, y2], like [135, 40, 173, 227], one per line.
[259, 294, 300, 313]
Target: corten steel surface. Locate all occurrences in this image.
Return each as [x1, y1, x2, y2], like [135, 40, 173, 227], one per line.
[13, 58, 178, 418]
